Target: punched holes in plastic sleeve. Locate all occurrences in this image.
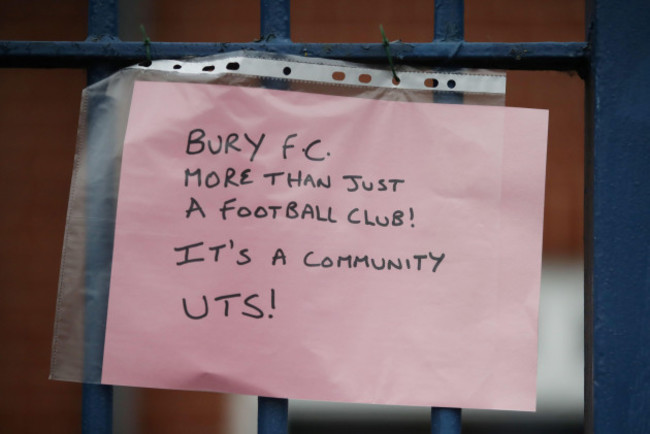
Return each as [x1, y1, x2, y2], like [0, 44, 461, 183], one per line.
[358, 74, 372, 84]
[424, 78, 439, 89]
[332, 71, 345, 82]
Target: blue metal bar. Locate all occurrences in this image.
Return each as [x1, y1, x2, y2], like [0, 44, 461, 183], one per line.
[431, 407, 462, 434]
[586, 1, 650, 433]
[432, 1, 465, 102]
[0, 40, 588, 71]
[82, 383, 113, 434]
[87, 0, 118, 41]
[261, 0, 291, 41]
[81, 81, 118, 433]
[258, 2, 290, 433]
[432, 2, 463, 428]
[82, 1, 119, 433]
[258, 397, 288, 434]
[434, 0, 464, 41]
[86, 0, 120, 83]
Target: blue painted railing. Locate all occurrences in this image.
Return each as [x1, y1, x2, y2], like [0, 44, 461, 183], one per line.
[2, 0, 649, 433]
[81, 1, 119, 434]
[586, 1, 650, 433]
[0, 40, 587, 71]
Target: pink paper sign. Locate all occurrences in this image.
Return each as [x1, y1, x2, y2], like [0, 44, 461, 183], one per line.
[102, 81, 548, 411]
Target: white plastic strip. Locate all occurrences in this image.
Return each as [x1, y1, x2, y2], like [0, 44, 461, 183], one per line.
[131, 56, 506, 95]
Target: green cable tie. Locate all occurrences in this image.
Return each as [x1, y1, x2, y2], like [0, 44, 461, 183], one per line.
[380, 24, 400, 83]
[140, 24, 152, 63]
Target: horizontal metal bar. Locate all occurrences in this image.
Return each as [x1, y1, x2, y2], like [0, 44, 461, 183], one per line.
[0, 40, 588, 71]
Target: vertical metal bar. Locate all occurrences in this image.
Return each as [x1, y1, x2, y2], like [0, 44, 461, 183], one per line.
[258, 397, 289, 434]
[433, 0, 464, 105]
[431, 407, 462, 434]
[87, 0, 120, 83]
[82, 0, 119, 433]
[260, 0, 291, 41]
[586, 1, 650, 433]
[434, 0, 464, 42]
[82, 383, 113, 434]
[82, 83, 118, 434]
[88, 0, 118, 39]
[432, 1, 463, 427]
[258, 1, 291, 432]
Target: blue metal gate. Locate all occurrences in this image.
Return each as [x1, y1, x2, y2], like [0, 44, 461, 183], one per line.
[2, 0, 649, 433]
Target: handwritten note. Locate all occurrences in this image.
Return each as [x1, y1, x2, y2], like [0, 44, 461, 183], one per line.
[102, 81, 548, 411]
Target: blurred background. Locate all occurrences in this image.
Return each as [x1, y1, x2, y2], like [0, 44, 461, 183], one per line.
[0, 1, 584, 432]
